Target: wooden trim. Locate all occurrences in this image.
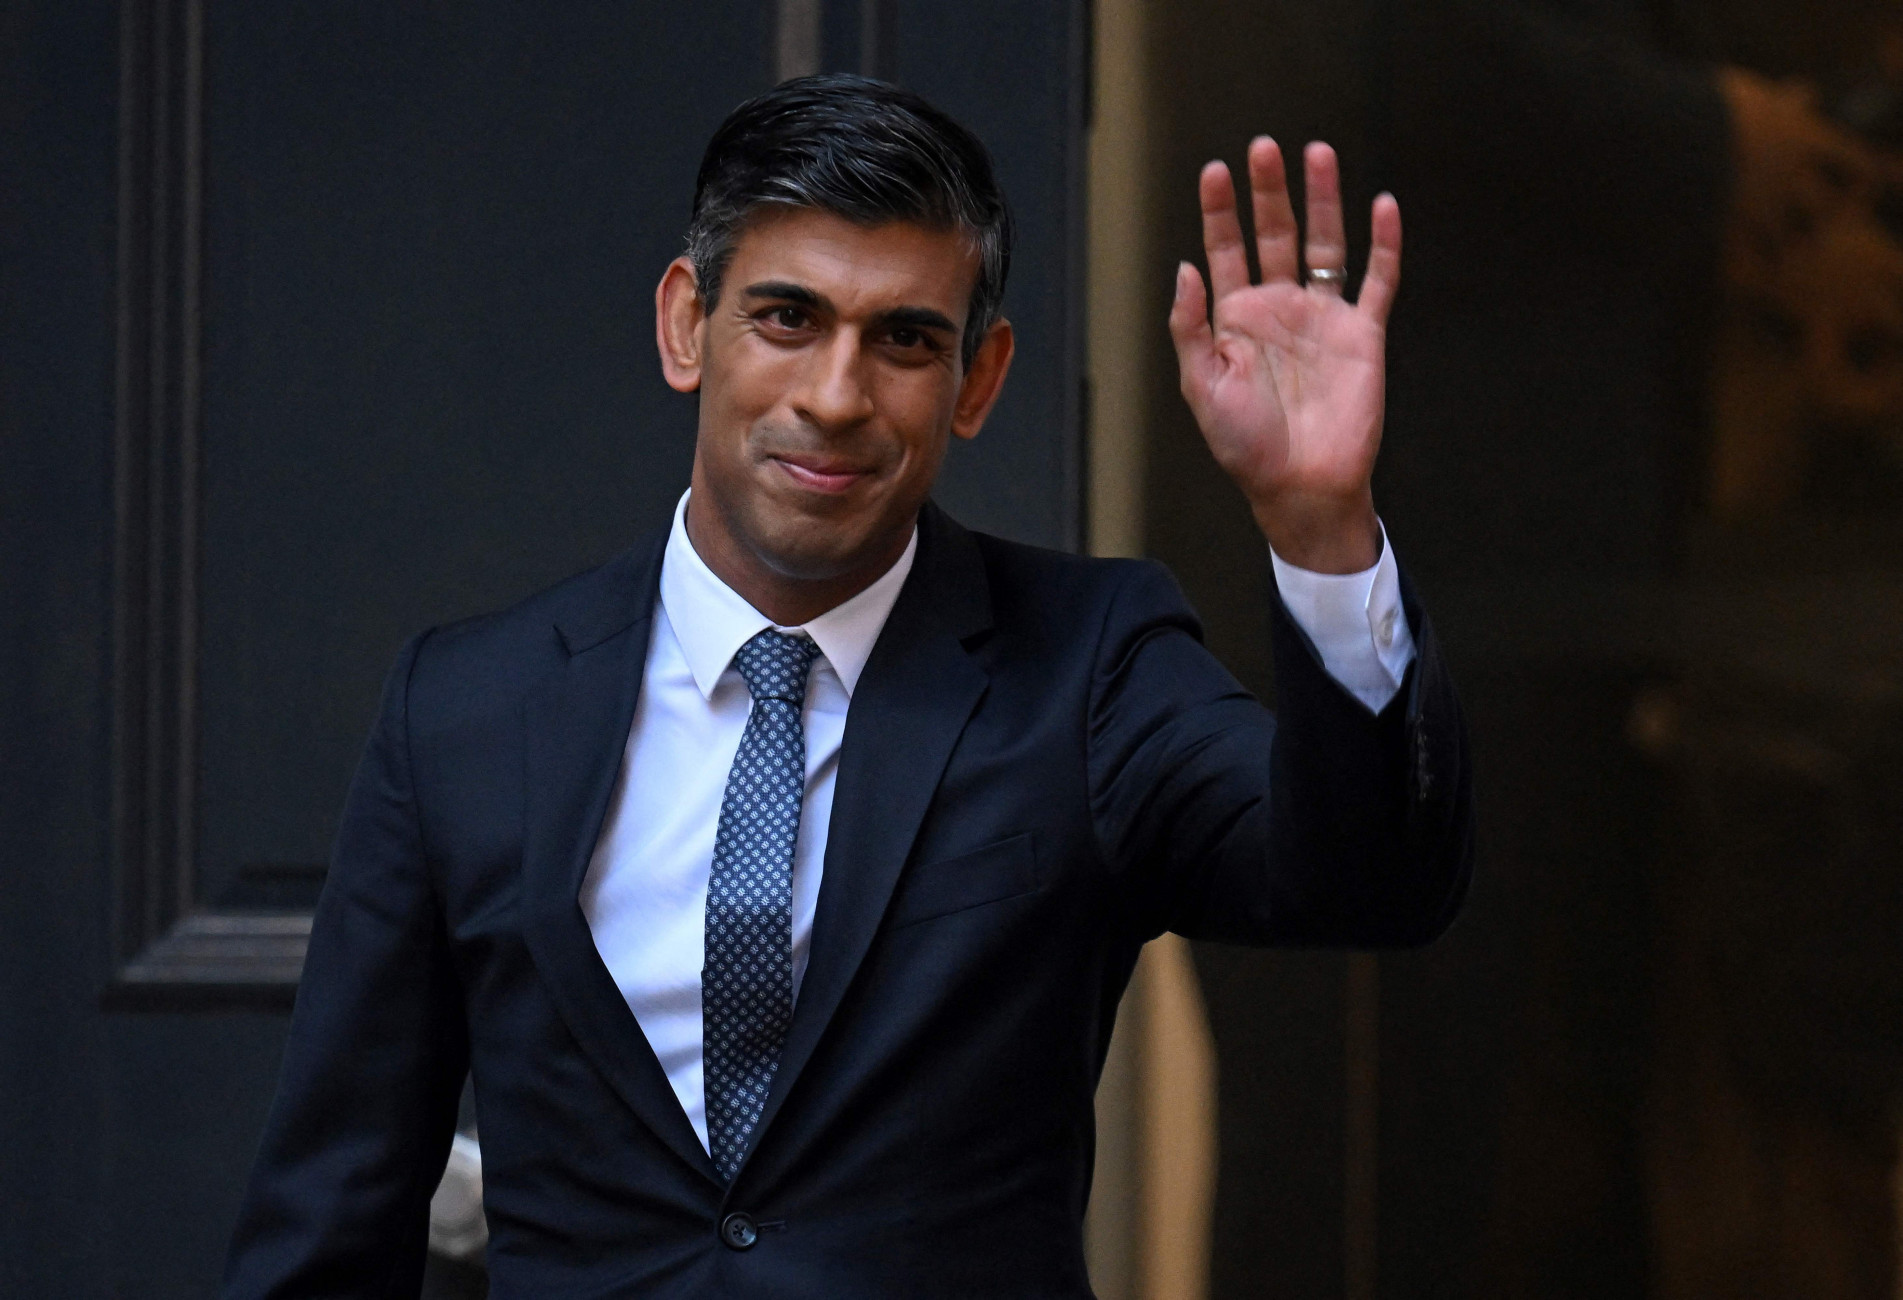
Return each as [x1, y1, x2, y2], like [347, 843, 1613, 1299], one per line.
[1059, 0, 1090, 555]
[1083, 0, 1149, 561]
[775, 0, 821, 81]
[105, 915, 309, 1011]
[107, 0, 308, 1009]
[858, 0, 897, 78]
[1137, 935, 1217, 1300]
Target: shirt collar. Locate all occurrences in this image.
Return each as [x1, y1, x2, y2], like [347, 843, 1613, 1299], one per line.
[658, 489, 917, 701]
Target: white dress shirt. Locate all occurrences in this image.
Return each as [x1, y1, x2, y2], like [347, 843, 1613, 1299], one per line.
[1271, 521, 1415, 713]
[582, 491, 1413, 1152]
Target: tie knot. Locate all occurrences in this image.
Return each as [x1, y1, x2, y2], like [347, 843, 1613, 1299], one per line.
[732, 629, 820, 704]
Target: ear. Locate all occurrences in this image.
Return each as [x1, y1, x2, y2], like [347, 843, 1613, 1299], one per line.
[656, 257, 707, 393]
[949, 318, 1015, 442]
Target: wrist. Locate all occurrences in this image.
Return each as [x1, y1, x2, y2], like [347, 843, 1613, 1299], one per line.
[1253, 490, 1381, 573]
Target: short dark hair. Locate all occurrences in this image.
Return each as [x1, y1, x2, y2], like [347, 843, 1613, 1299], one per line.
[686, 74, 1012, 367]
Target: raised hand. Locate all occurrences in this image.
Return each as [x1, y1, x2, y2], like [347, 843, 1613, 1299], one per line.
[1169, 138, 1400, 573]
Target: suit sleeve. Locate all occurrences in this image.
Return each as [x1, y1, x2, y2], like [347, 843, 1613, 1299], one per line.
[223, 631, 469, 1298]
[1087, 561, 1473, 948]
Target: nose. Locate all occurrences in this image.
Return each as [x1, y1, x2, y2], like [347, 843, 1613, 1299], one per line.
[794, 330, 876, 432]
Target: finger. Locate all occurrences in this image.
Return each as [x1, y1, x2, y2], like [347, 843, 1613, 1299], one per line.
[1303, 141, 1348, 292]
[1167, 261, 1217, 407]
[1358, 192, 1402, 325]
[1247, 136, 1300, 284]
[1198, 160, 1252, 301]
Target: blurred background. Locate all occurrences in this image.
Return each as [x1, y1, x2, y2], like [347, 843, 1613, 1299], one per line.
[5, 0, 1903, 1296]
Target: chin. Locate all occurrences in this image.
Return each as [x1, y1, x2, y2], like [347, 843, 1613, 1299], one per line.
[745, 510, 878, 584]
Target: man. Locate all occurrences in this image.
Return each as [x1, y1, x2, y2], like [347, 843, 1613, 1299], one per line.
[224, 74, 1471, 1297]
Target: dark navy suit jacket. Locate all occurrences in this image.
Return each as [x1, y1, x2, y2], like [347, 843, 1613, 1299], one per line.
[223, 502, 1473, 1298]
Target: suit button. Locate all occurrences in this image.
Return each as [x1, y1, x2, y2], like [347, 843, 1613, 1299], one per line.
[720, 1212, 759, 1251]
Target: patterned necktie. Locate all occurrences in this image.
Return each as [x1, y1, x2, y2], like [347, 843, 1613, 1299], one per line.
[703, 628, 821, 1183]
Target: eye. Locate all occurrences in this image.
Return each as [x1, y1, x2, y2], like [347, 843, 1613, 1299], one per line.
[765, 305, 809, 330]
[885, 325, 948, 358]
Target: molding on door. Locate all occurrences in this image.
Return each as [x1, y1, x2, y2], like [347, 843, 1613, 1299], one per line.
[105, 0, 304, 1010]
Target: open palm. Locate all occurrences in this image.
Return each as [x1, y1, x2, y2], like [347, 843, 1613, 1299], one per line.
[1170, 139, 1400, 571]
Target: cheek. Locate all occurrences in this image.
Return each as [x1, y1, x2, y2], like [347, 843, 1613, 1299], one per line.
[705, 338, 802, 415]
[702, 364, 754, 426]
[879, 371, 959, 450]
[698, 358, 785, 466]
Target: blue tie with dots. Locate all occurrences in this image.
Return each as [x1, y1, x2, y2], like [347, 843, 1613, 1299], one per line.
[703, 628, 821, 1183]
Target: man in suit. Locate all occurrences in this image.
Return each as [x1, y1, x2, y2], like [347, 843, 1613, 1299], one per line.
[224, 74, 1472, 1298]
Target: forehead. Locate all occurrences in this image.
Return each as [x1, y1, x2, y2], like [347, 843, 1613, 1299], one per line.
[722, 208, 978, 319]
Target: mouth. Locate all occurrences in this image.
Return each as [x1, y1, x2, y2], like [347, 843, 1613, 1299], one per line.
[769, 453, 874, 495]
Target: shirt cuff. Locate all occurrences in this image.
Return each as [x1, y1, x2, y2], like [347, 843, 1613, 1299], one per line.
[1268, 522, 1415, 713]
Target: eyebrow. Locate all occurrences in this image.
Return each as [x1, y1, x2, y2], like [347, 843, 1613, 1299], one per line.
[739, 281, 959, 337]
[741, 280, 825, 309]
[877, 306, 959, 336]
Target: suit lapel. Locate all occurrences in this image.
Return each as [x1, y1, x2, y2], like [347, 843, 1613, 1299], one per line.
[745, 504, 993, 1162]
[520, 530, 721, 1186]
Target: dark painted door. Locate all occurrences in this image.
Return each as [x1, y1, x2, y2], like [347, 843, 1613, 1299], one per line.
[0, 2, 1084, 1294]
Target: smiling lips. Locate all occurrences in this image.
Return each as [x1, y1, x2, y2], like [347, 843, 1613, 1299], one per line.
[771, 454, 872, 494]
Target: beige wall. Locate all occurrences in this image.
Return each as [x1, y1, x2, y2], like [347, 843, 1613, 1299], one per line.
[1083, 2, 1220, 1296]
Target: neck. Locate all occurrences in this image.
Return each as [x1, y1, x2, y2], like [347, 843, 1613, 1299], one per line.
[684, 497, 912, 628]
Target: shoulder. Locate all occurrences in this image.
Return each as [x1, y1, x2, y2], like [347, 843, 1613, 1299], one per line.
[404, 530, 663, 715]
[946, 517, 1203, 649]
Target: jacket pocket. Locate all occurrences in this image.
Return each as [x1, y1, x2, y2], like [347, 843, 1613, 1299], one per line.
[885, 833, 1038, 930]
